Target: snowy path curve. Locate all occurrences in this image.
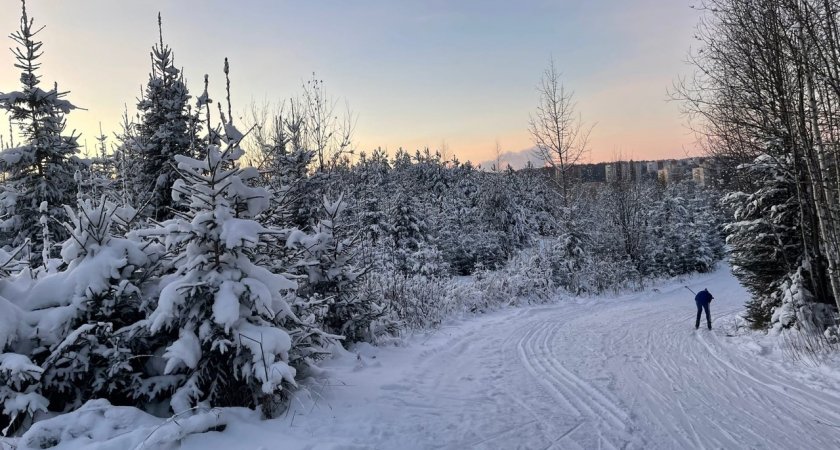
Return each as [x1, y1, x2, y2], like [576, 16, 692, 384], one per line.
[188, 267, 840, 449]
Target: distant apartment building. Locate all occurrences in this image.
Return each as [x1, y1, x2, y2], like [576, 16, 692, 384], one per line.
[619, 161, 631, 180]
[603, 161, 645, 183]
[569, 163, 606, 183]
[604, 163, 617, 183]
[561, 157, 710, 186]
[632, 161, 644, 181]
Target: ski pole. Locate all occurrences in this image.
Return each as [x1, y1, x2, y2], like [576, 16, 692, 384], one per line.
[684, 286, 696, 295]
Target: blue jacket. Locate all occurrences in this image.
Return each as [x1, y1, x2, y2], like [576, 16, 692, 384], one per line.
[695, 289, 713, 305]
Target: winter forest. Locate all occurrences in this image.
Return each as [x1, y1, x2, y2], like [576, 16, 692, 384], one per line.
[0, 1, 839, 449]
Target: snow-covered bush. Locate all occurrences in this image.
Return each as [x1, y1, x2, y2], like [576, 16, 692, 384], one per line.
[473, 245, 557, 306]
[17, 398, 250, 450]
[1, 271, 45, 434]
[356, 272, 442, 334]
[0, 352, 46, 436]
[0, 197, 157, 434]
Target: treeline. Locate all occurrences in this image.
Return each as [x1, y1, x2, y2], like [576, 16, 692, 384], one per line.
[0, 1, 723, 434]
[676, 0, 840, 336]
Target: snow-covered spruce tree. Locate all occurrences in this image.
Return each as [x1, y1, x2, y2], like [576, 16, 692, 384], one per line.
[388, 192, 426, 275]
[245, 73, 356, 228]
[110, 111, 145, 209]
[79, 125, 119, 202]
[288, 196, 386, 343]
[647, 185, 693, 277]
[0, 198, 154, 433]
[579, 187, 637, 293]
[351, 150, 392, 270]
[28, 200, 154, 411]
[382, 150, 451, 275]
[0, 1, 85, 264]
[0, 249, 44, 435]
[142, 121, 330, 415]
[687, 183, 725, 273]
[477, 170, 532, 260]
[129, 15, 196, 221]
[553, 217, 594, 294]
[0, 349, 45, 436]
[513, 168, 563, 238]
[268, 138, 319, 231]
[389, 183, 449, 277]
[724, 154, 808, 329]
[643, 181, 724, 279]
[515, 183, 596, 295]
[437, 161, 499, 275]
[244, 98, 324, 231]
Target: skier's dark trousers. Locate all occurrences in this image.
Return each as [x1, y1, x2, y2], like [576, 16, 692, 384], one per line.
[695, 288, 714, 330]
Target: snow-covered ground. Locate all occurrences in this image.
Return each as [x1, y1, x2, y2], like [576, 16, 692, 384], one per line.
[9, 265, 840, 449]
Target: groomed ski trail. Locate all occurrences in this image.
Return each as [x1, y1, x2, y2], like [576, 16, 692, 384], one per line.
[188, 266, 840, 449]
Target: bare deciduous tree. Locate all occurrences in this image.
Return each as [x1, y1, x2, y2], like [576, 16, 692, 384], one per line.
[245, 73, 356, 175]
[529, 59, 593, 206]
[300, 74, 356, 172]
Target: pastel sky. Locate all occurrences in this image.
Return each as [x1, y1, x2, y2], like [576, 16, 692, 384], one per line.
[0, 0, 701, 166]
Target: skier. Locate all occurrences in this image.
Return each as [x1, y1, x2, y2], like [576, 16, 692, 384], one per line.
[694, 288, 714, 330]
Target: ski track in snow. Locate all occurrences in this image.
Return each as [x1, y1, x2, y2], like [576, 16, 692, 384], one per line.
[182, 266, 840, 449]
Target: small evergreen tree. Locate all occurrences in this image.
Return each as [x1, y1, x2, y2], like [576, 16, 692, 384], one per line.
[0, 198, 154, 433]
[288, 196, 383, 342]
[0, 248, 44, 434]
[35, 200, 153, 411]
[724, 154, 804, 328]
[143, 120, 328, 415]
[80, 125, 119, 201]
[0, 0, 85, 263]
[128, 15, 196, 221]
